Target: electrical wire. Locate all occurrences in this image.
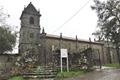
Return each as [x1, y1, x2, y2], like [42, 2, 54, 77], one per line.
[52, 0, 91, 33]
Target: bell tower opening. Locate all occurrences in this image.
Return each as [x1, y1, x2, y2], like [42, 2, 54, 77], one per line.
[29, 17, 34, 24]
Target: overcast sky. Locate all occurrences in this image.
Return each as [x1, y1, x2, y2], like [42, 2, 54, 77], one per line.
[0, 0, 104, 53]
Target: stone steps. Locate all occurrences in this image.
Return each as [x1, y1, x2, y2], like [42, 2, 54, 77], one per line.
[21, 66, 57, 80]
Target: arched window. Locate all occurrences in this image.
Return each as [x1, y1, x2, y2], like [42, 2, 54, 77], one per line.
[29, 17, 34, 24]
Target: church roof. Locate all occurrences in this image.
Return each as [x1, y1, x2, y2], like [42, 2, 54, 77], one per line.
[46, 34, 104, 45]
[20, 2, 41, 19]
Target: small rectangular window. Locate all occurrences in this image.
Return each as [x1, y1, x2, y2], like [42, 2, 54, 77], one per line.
[30, 33, 34, 38]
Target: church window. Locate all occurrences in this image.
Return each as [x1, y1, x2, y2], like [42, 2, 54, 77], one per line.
[29, 17, 34, 24]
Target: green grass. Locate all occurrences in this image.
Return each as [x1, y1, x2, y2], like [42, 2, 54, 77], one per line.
[8, 76, 24, 80]
[56, 70, 86, 79]
[104, 64, 120, 68]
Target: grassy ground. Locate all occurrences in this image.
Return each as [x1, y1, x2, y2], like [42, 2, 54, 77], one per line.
[104, 64, 120, 68]
[8, 76, 24, 80]
[56, 70, 87, 79]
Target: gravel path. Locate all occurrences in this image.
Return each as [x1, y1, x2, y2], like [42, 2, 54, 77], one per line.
[64, 69, 120, 80]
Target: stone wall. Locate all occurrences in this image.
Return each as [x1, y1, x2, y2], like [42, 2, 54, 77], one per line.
[42, 34, 106, 65]
[0, 54, 18, 74]
[0, 54, 21, 79]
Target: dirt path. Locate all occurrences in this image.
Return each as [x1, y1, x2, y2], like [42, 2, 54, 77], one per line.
[64, 69, 120, 80]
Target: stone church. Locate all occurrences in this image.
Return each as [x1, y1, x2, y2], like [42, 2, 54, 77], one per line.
[19, 2, 118, 67]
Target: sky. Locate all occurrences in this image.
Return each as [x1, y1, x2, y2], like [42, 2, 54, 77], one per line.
[0, 0, 104, 53]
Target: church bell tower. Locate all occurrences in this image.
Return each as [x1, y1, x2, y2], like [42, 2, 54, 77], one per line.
[19, 2, 41, 54]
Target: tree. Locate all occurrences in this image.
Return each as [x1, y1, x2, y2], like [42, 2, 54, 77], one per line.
[0, 27, 16, 54]
[0, 6, 16, 54]
[0, 6, 10, 25]
[91, 0, 120, 64]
